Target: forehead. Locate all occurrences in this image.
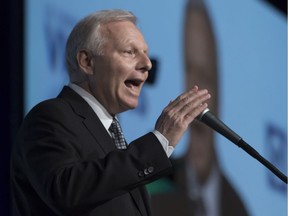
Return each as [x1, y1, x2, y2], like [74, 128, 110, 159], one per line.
[102, 21, 148, 48]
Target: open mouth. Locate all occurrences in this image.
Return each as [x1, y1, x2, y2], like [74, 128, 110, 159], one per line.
[124, 79, 142, 88]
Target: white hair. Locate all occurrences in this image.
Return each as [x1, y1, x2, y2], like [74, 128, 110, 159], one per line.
[65, 9, 137, 83]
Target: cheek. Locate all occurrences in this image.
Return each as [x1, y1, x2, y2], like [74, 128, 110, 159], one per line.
[96, 65, 119, 86]
[109, 60, 128, 76]
[142, 71, 149, 80]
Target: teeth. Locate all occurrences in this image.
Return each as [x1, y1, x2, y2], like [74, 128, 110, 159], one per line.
[125, 79, 141, 87]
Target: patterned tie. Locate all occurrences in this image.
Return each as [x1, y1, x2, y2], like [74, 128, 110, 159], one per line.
[109, 118, 127, 149]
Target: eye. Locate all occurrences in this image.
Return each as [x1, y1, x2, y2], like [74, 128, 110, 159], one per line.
[123, 49, 135, 56]
[125, 50, 133, 54]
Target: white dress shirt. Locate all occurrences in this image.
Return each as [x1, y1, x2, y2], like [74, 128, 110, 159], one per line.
[69, 83, 174, 157]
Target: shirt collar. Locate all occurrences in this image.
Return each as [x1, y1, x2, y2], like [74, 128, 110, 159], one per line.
[68, 83, 113, 132]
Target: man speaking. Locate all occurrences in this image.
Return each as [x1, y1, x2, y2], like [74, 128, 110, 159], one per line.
[10, 9, 210, 216]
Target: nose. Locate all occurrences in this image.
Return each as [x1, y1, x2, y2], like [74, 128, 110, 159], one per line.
[136, 52, 152, 73]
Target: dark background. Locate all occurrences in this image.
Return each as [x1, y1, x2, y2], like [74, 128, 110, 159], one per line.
[0, 0, 286, 215]
[1, 0, 23, 215]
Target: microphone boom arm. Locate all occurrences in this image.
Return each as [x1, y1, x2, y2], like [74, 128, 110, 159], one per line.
[197, 108, 288, 184]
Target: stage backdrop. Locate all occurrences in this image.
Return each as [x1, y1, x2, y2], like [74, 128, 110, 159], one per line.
[25, 0, 287, 215]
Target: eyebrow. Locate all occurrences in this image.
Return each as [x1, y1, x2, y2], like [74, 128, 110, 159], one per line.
[119, 38, 149, 52]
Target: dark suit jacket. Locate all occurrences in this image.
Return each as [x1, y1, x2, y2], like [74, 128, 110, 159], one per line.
[10, 86, 172, 216]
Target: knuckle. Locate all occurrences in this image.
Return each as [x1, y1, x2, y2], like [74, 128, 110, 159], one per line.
[179, 94, 187, 101]
[166, 109, 173, 117]
[164, 110, 176, 120]
[173, 115, 179, 121]
[163, 107, 170, 115]
[185, 103, 192, 109]
[184, 113, 191, 119]
[168, 112, 178, 121]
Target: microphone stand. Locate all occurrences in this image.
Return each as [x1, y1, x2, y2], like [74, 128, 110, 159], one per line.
[238, 139, 287, 184]
[198, 109, 288, 184]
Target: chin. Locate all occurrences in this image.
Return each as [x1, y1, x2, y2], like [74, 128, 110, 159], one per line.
[110, 103, 136, 115]
[122, 101, 138, 111]
[117, 92, 139, 111]
[128, 103, 138, 110]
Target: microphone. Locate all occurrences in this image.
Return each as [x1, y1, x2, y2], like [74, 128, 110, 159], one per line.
[196, 108, 288, 184]
[196, 108, 242, 146]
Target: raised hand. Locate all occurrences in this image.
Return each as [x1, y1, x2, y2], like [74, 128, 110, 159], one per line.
[155, 86, 210, 147]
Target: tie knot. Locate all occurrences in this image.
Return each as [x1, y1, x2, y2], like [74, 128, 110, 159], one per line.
[109, 118, 127, 149]
[109, 118, 122, 132]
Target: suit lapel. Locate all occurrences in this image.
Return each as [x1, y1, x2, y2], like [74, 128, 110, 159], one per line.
[58, 86, 115, 154]
[58, 86, 148, 215]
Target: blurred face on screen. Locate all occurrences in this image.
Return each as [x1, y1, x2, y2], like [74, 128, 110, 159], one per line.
[186, 66, 218, 183]
[86, 21, 151, 115]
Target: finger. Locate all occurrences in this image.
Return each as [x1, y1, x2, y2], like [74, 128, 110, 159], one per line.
[166, 88, 209, 116]
[185, 102, 208, 122]
[164, 86, 199, 113]
[178, 90, 211, 116]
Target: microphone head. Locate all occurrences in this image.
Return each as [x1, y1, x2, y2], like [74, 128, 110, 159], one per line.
[196, 108, 210, 121]
[196, 108, 242, 145]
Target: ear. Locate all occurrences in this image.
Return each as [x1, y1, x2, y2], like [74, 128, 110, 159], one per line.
[77, 50, 94, 75]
